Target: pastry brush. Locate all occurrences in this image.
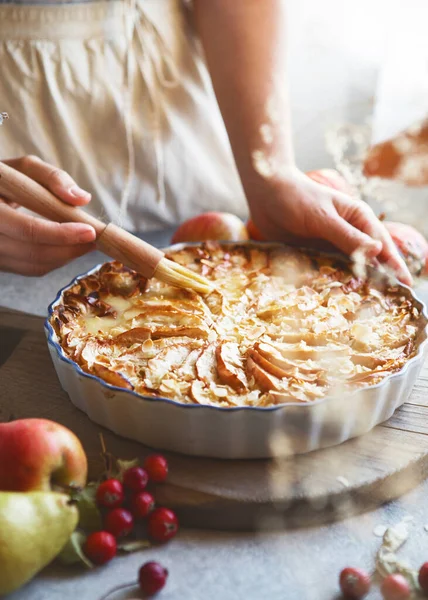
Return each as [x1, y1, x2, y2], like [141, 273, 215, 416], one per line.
[0, 162, 213, 294]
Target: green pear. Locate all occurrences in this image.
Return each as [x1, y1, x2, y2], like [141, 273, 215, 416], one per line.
[0, 492, 78, 595]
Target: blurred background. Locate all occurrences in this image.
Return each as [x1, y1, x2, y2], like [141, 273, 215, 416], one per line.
[287, 0, 428, 233]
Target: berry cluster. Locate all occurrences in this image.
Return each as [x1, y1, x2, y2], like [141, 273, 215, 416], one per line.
[339, 562, 428, 599]
[83, 454, 174, 598]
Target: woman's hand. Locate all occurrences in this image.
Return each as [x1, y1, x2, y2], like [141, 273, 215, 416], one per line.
[248, 167, 413, 286]
[194, 1, 412, 285]
[0, 156, 96, 276]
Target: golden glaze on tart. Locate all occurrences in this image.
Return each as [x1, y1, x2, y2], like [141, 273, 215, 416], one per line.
[50, 243, 423, 407]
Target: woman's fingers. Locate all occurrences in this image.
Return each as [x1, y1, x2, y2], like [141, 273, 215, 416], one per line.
[320, 213, 382, 258]
[0, 233, 95, 274]
[0, 158, 95, 277]
[4, 155, 91, 207]
[0, 202, 96, 245]
[369, 221, 413, 286]
[0, 257, 51, 277]
[0, 201, 96, 276]
[0, 255, 73, 277]
[334, 195, 413, 286]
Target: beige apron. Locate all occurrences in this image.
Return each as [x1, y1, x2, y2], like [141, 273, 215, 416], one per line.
[0, 0, 248, 232]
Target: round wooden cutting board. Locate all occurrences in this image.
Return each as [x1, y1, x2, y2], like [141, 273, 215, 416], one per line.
[2, 306, 428, 531]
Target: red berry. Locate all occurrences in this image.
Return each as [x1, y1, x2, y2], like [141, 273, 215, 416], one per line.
[131, 491, 155, 519]
[148, 507, 179, 543]
[143, 454, 169, 483]
[123, 466, 149, 492]
[380, 574, 411, 600]
[339, 567, 371, 599]
[139, 561, 168, 596]
[96, 479, 124, 509]
[418, 562, 428, 593]
[104, 508, 134, 538]
[84, 531, 117, 565]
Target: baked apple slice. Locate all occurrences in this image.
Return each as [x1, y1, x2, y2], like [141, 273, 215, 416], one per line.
[216, 342, 248, 393]
[247, 347, 290, 382]
[91, 363, 134, 390]
[253, 343, 321, 383]
[265, 391, 308, 405]
[195, 343, 218, 384]
[246, 353, 284, 392]
[114, 327, 151, 345]
[150, 326, 211, 340]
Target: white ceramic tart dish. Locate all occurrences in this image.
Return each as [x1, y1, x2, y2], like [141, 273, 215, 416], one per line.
[45, 242, 428, 459]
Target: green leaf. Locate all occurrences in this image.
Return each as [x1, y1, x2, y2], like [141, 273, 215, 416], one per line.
[114, 458, 140, 482]
[117, 540, 151, 553]
[74, 483, 103, 532]
[57, 531, 94, 569]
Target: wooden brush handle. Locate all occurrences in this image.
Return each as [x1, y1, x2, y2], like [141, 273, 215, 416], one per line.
[0, 161, 105, 234]
[0, 162, 164, 278]
[97, 224, 164, 278]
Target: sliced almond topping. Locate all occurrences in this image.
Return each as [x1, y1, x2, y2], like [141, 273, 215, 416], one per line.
[132, 306, 209, 328]
[248, 248, 269, 272]
[146, 344, 193, 389]
[347, 369, 393, 383]
[190, 380, 215, 405]
[176, 347, 203, 381]
[202, 289, 225, 316]
[273, 341, 350, 360]
[79, 339, 111, 368]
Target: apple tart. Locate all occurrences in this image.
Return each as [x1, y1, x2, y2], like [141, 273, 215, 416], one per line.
[50, 243, 423, 408]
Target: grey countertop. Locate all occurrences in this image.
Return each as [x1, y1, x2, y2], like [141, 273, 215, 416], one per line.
[2, 229, 428, 600]
[8, 501, 428, 600]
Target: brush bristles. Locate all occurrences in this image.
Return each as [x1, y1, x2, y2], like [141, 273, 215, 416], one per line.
[155, 258, 214, 294]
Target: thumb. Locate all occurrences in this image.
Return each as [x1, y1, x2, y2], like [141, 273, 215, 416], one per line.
[323, 217, 383, 258]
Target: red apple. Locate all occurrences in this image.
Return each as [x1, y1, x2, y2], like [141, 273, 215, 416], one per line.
[246, 219, 265, 241]
[0, 419, 88, 492]
[171, 212, 249, 244]
[385, 221, 428, 276]
[306, 168, 354, 195]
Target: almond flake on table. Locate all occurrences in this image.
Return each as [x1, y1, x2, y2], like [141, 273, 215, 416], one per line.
[375, 521, 419, 592]
[402, 515, 414, 523]
[373, 525, 388, 537]
[336, 476, 350, 488]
